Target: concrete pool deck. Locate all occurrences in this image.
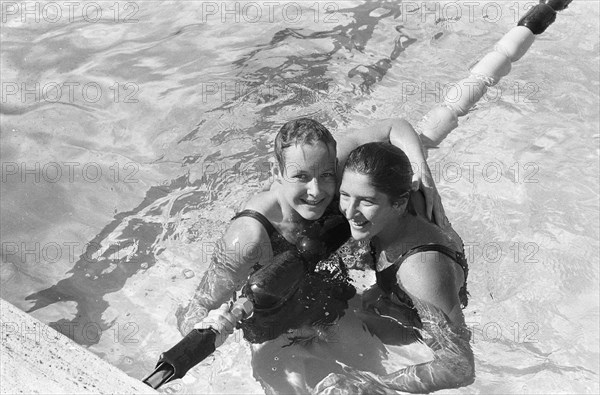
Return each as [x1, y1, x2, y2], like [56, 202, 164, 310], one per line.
[0, 299, 156, 394]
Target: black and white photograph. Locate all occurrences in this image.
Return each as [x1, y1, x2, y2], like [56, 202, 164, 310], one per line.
[1, 1, 598, 394]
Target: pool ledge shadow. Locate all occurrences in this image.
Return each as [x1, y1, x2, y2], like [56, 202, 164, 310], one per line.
[0, 298, 156, 394]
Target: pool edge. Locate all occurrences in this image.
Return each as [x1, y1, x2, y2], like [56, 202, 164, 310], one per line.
[0, 298, 156, 394]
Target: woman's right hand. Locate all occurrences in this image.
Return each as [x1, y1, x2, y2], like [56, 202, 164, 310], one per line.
[194, 302, 238, 348]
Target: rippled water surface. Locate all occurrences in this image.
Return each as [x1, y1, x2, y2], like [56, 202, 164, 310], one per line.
[1, 1, 599, 393]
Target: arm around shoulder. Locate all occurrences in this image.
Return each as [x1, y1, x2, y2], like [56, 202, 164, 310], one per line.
[386, 118, 428, 165]
[337, 118, 424, 166]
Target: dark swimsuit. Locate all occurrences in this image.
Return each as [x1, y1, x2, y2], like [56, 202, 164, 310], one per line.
[231, 208, 355, 343]
[374, 243, 470, 312]
[231, 209, 294, 260]
[232, 209, 276, 234]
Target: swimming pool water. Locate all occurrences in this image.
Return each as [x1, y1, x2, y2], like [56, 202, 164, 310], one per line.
[1, 1, 598, 393]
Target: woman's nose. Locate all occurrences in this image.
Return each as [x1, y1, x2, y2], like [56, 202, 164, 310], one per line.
[306, 178, 321, 197]
[343, 200, 358, 220]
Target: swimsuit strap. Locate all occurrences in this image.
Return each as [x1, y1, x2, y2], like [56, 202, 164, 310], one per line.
[231, 209, 276, 236]
[375, 243, 469, 296]
[401, 244, 467, 275]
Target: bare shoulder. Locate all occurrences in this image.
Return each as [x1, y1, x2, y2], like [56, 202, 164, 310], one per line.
[227, 191, 277, 237]
[397, 250, 464, 322]
[398, 251, 459, 289]
[221, 190, 278, 262]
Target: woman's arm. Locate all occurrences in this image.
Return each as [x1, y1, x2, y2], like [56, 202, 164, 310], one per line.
[313, 251, 473, 394]
[386, 119, 446, 226]
[176, 217, 272, 335]
[336, 118, 426, 171]
[378, 298, 474, 392]
[379, 252, 474, 392]
[338, 119, 446, 225]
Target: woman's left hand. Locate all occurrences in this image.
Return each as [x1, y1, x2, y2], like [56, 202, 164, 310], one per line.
[412, 160, 447, 226]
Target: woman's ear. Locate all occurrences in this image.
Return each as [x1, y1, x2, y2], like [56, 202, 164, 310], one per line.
[392, 196, 409, 214]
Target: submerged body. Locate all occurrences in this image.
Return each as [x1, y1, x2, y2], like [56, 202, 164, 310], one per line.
[176, 118, 441, 393]
[317, 142, 475, 393]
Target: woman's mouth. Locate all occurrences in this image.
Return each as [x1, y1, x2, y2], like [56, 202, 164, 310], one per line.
[301, 198, 324, 207]
[349, 219, 369, 229]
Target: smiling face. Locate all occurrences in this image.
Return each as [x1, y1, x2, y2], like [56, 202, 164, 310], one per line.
[339, 170, 401, 241]
[277, 142, 337, 221]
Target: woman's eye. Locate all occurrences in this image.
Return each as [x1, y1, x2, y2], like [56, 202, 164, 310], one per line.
[293, 174, 308, 181]
[321, 172, 335, 178]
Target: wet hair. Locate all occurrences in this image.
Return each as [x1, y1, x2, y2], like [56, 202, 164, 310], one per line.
[274, 118, 336, 170]
[344, 142, 413, 203]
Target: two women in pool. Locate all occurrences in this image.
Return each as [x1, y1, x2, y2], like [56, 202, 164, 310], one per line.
[312, 142, 474, 393]
[178, 118, 472, 392]
[177, 117, 436, 336]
